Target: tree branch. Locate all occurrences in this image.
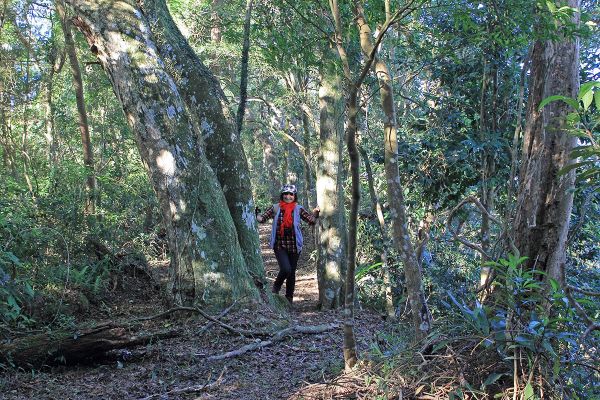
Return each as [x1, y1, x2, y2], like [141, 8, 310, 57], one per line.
[205, 323, 338, 361]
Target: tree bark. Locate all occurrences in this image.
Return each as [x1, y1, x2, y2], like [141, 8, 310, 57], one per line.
[56, 0, 96, 215]
[257, 124, 280, 202]
[236, 0, 253, 135]
[359, 143, 394, 317]
[513, 0, 580, 284]
[141, 0, 265, 286]
[44, 46, 64, 166]
[66, 0, 258, 305]
[354, 2, 431, 338]
[1, 323, 179, 368]
[301, 110, 313, 209]
[316, 62, 346, 310]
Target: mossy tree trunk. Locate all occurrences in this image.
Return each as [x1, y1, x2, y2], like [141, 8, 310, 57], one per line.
[141, 0, 265, 288]
[66, 0, 258, 305]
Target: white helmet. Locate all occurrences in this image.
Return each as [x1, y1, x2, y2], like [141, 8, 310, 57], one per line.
[280, 184, 297, 194]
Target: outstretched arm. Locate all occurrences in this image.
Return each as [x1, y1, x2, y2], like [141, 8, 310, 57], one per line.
[300, 206, 320, 225]
[257, 206, 275, 223]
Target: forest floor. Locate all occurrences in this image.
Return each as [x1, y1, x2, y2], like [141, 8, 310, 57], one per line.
[1, 225, 389, 400]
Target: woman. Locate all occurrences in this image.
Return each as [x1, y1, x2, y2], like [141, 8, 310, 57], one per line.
[257, 184, 319, 304]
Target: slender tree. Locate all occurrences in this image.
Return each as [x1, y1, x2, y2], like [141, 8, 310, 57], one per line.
[353, 0, 431, 337]
[56, 0, 96, 215]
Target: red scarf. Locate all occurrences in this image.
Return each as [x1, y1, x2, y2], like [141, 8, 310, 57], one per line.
[278, 201, 296, 237]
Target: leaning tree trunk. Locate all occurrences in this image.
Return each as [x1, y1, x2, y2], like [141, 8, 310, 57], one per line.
[354, 2, 431, 338]
[56, 0, 96, 215]
[315, 62, 346, 310]
[66, 0, 258, 305]
[513, 0, 580, 284]
[141, 0, 265, 285]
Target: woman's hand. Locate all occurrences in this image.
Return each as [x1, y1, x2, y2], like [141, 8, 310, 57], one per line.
[312, 207, 320, 217]
[257, 215, 264, 223]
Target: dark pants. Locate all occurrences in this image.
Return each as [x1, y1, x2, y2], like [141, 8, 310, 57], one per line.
[273, 248, 300, 299]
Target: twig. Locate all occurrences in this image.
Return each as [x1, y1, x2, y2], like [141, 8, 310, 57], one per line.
[197, 302, 237, 335]
[206, 323, 338, 361]
[567, 284, 600, 297]
[447, 196, 495, 260]
[564, 286, 599, 339]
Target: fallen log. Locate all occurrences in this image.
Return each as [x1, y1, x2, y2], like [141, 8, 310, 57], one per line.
[1, 304, 240, 368]
[0, 323, 180, 368]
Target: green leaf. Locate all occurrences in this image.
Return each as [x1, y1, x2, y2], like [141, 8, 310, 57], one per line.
[581, 90, 593, 111]
[523, 382, 535, 399]
[548, 278, 561, 293]
[355, 262, 382, 280]
[7, 295, 20, 312]
[595, 91, 600, 110]
[541, 339, 558, 358]
[570, 145, 597, 158]
[4, 252, 21, 265]
[558, 161, 594, 176]
[578, 81, 600, 99]
[483, 372, 505, 386]
[566, 112, 580, 124]
[546, 0, 557, 13]
[539, 95, 578, 111]
[23, 282, 35, 298]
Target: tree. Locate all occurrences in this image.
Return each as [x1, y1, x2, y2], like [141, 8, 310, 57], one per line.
[316, 51, 346, 310]
[141, 0, 266, 285]
[354, 0, 431, 337]
[513, 0, 581, 284]
[56, 0, 96, 215]
[65, 0, 259, 305]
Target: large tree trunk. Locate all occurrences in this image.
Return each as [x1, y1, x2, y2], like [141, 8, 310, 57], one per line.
[513, 0, 580, 284]
[66, 0, 258, 305]
[141, 0, 265, 286]
[354, 2, 431, 338]
[315, 63, 346, 310]
[56, 0, 96, 215]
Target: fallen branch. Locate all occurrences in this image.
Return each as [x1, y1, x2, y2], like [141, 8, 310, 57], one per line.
[139, 367, 227, 400]
[197, 302, 237, 335]
[165, 306, 270, 337]
[206, 323, 338, 361]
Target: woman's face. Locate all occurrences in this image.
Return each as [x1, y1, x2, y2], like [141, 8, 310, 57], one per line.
[282, 192, 295, 203]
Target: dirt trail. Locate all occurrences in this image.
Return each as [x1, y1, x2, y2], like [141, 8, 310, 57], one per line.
[1, 225, 384, 399]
